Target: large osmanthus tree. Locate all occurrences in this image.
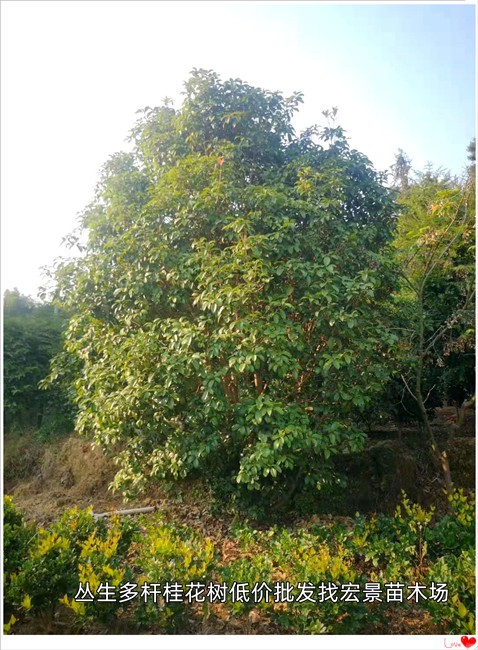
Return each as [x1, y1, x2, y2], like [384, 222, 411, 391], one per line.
[49, 70, 398, 498]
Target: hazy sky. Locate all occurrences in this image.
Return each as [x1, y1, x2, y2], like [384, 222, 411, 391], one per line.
[2, 1, 475, 299]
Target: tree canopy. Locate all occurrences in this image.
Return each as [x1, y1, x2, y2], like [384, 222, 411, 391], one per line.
[49, 70, 400, 497]
[393, 163, 475, 409]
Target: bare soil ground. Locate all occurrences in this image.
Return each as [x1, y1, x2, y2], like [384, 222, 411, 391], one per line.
[5, 433, 126, 525]
[4, 431, 236, 543]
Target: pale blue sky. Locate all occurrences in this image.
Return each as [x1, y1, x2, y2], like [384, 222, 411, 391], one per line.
[2, 2, 476, 299]
[260, 3, 475, 174]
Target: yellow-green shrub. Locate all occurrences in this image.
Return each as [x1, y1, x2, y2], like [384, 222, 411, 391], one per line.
[132, 514, 216, 631]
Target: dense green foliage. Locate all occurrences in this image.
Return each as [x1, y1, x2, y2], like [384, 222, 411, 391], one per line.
[3, 289, 74, 435]
[48, 70, 398, 497]
[385, 154, 475, 494]
[394, 169, 475, 410]
[4, 491, 475, 634]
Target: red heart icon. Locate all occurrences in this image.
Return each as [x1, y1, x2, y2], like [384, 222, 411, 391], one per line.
[461, 637, 476, 649]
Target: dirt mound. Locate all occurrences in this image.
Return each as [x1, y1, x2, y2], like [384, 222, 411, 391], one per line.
[4, 433, 131, 524]
[4, 434, 226, 536]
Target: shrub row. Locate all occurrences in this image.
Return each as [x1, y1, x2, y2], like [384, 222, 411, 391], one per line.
[3, 490, 475, 635]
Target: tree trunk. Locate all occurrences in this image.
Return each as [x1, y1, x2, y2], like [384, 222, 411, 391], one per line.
[455, 396, 475, 432]
[274, 469, 303, 510]
[415, 291, 453, 499]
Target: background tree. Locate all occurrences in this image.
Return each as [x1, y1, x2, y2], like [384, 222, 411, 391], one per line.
[392, 154, 475, 494]
[48, 70, 398, 499]
[466, 137, 475, 165]
[3, 289, 74, 434]
[391, 148, 412, 191]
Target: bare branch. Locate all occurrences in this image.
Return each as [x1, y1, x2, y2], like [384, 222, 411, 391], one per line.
[423, 384, 437, 405]
[401, 373, 418, 402]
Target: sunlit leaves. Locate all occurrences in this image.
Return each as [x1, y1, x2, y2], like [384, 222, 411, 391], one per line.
[48, 70, 397, 497]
